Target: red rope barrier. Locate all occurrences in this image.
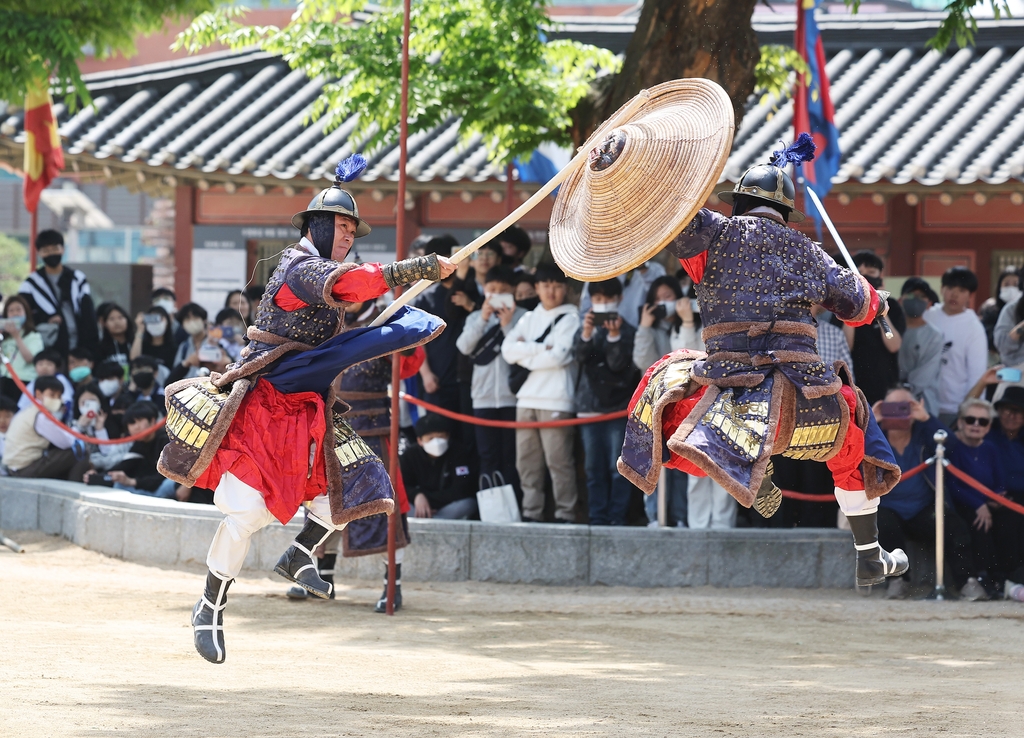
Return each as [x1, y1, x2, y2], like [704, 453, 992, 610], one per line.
[400, 393, 627, 428]
[778, 460, 931, 503]
[2, 357, 166, 446]
[945, 463, 1024, 516]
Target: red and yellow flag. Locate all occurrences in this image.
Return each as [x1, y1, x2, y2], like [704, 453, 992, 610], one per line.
[22, 81, 64, 214]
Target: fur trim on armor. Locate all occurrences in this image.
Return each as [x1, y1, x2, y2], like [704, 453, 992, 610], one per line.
[848, 274, 876, 326]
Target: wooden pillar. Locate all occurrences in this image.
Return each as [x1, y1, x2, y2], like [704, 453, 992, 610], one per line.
[174, 184, 195, 303]
[887, 195, 916, 276]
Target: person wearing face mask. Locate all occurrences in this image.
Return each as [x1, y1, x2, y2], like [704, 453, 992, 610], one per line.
[633, 275, 686, 373]
[1, 376, 90, 481]
[126, 355, 164, 409]
[897, 278, 943, 417]
[131, 305, 177, 375]
[18, 229, 99, 356]
[159, 156, 455, 664]
[980, 269, 1021, 354]
[993, 278, 1024, 369]
[1, 295, 45, 400]
[837, 251, 905, 406]
[514, 273, 539, 312]
[67, 346, 96, 390]
[166, 303, 229, 384]
[401, 414, 479, 521]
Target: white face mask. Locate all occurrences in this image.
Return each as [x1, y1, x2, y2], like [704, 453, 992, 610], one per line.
[658, 300, 677, 312]
[153, 299, 176, 315]
[98, 379, 121, 397]
[41, 396, 63, 414]
[422, 437, 449, 458]
[592, 300, 619, 314]
[1000, 286, 1022, 304]
[146, 320, 167, 337]
[183, 319, 205, 336]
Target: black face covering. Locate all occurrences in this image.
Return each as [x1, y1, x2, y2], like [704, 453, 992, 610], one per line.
[516, 296, 540, 311]
[305, 212, 336, 259]
[132, 371, 155, 391]
[901, 296, 926, 319]
[864, 275, 884, 289]
[42, 253, 63, 268]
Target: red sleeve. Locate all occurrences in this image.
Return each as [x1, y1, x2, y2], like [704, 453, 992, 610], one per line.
[273, 263, 389, 312]
[330, 263, 389, 303]
[678, 253, 708, 284]
[399, 346, 425, 379]
[844, 284, 881, 328]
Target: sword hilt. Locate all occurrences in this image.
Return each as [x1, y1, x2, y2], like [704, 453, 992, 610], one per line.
[877, 313, 894, 340]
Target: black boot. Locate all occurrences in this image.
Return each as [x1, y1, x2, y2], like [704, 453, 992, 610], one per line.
[753, 461, 782, 519]
[374, 562, 402, 613]
[192, 570, 232, 664]
[847, 511, 909, 587]
[286, 554, 336, 600]
[274, 515, 336, 599]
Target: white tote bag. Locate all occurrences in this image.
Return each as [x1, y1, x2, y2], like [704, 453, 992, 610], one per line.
[475, 472, 521, 523]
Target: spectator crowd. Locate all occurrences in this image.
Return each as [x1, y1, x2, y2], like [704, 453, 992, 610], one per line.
[2, 227, 1024, 601]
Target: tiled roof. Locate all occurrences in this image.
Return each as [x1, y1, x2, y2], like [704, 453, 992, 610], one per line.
[1, 14, 1022, 192]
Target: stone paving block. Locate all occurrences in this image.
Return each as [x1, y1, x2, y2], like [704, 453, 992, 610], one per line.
[470, 523, 589, 585]
[707, 530, 825, 588]
[589, 528, 708, 587]
[404, 520, 470, 582]
[80, 505, 125, 558]
[178, 516, 221, 566]
[818, 535, 855, 589]
[64, 498, 85, 546]
[123, 513, 182, 566]
[0, 486, 39, 530]
[37, 493, 66, 536]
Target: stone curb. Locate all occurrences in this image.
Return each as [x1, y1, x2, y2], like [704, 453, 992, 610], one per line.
[0, 478, 855, 588]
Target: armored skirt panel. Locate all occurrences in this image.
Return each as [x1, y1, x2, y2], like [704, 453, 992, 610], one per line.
[617, 349, 901, 507]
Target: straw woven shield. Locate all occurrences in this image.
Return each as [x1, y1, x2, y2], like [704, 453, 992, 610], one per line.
[549, 78, 734, 281]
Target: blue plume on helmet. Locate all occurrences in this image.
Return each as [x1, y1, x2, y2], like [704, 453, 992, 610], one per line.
[335, 154, 367, 183]
[769, 132, 816, 168]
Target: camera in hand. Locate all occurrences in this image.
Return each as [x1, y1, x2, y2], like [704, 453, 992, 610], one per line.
[598, 311, 618, 325]
[879, 401, 912, 430]
[651, 304, 667, 321]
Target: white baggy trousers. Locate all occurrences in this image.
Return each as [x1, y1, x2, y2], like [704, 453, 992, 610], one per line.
[206, 472, 340, 579]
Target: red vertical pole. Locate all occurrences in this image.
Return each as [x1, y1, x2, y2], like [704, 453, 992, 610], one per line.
[29, 207, 38, 270]
[386, 0, 412, 616]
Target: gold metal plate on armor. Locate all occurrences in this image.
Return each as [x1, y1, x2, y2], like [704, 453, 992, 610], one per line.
[783, 421, 842, 461]
[705, 392, 770, 462]
[629, 357, 697, 432]
[333, 416, 379, 469]
[166, 380, 234, 451]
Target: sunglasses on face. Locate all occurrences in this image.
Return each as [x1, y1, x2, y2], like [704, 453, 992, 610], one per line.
[961, 416, 991, 427]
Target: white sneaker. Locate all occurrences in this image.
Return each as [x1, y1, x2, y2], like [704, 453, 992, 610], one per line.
[960, 577, 989, 602]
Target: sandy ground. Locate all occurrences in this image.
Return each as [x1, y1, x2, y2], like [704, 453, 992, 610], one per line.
[2, 531, 1024, 737]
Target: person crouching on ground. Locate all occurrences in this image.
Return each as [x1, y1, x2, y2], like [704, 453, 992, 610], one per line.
[402, 413, 479, 520]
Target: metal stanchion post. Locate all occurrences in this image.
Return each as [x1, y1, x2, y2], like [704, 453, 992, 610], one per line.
[657, 467, 668, 527]
[932, 429, 947, 601]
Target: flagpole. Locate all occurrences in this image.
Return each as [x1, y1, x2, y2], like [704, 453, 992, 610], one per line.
[29, 207, 38, 270]
[385, 0, 412, 617]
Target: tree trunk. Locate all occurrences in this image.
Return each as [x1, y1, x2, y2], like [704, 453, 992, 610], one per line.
[571, 0, 760, 147]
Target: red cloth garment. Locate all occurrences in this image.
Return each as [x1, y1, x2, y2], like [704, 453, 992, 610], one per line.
[196, 379, 328, 524]
[660, 386, 710, 477]
[677, 252, 709, 284]
[400, 346, 425, 379]
[825, 385, 866, 491]
[274, 263, 388, 312]
[844, 284, 880, 328]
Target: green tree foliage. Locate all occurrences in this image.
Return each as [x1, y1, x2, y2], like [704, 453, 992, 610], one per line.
[0, 233, 30, 300]
[174, 0, 619, 165]
[844, 0, 1013, 50]
[754, 45, 810, 107]
[0, 1, 216, 109]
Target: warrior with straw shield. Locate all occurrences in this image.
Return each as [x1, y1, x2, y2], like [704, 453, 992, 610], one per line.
[158, 155, 455, 664]
[546, 80, 908, 588]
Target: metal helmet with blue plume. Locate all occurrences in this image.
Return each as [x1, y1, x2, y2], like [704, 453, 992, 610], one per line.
[290, 154, 372, 246]
[718, 133, 817, 222]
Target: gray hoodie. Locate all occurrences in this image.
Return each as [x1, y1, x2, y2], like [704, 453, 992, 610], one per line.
[456, 306, 525, 409]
